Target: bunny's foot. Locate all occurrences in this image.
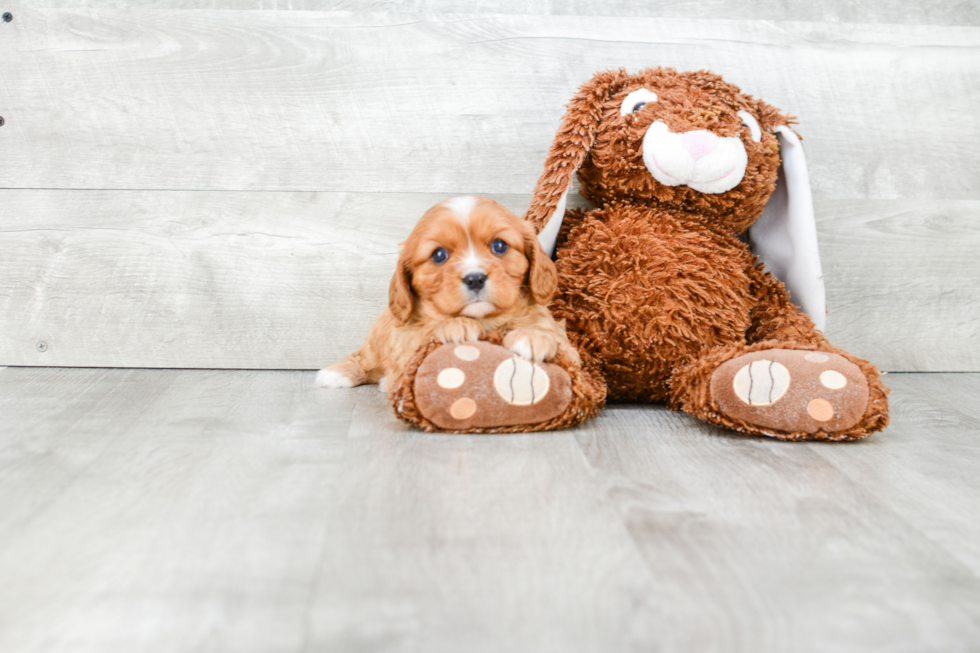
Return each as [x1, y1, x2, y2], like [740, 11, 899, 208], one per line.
[711, 349, 869, 436]
[670, 342, 889, 440]
[389, 339, 605, 433]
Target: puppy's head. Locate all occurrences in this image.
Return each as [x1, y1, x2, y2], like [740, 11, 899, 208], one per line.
[389, 196, 557, 325]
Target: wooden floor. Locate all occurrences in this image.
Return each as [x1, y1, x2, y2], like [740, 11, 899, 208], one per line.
[1, 368, 978, 652]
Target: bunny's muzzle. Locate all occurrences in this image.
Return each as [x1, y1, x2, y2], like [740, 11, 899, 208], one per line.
[641, 121, 748, 194]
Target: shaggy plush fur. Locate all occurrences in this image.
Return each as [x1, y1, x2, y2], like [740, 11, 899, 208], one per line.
[524, 67, 890, 440]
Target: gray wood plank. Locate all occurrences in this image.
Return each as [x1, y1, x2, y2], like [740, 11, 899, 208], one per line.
[301, 387, 659, 652]
[0, 369, 979, 652]
[19, 0, 980, 26]
[0, 367, 355, 653]
[2, 189, 976, 371]
[820, 199, 980, 372]
[0, 189, 524, 369]
[812, 373, 980, 573]
[0, 11, 977, 200]
[572, 375, 980, 651]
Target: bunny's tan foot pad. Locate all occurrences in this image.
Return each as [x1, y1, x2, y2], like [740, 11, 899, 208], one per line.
[413, 341, 572, 431]
[710, 349, 869, 435]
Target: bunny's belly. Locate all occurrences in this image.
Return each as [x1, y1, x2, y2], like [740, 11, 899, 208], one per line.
[551, 204, 758, 401]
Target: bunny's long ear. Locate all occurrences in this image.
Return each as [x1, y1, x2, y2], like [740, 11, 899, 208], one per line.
[747, 126, 827, 332]
[526, 69, 631, 257]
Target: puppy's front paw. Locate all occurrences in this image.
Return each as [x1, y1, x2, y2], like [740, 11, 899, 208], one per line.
[431, 318, 485, 345]
[504, 329, 560, 363]
[315, 367, 354, 388]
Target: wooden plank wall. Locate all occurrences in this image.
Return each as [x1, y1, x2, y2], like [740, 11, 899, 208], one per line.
[1, 5, 978, 371]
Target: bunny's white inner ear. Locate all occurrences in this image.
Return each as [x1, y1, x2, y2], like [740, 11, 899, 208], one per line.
[747, 126, 827, 332]
[536, 187, 569, 258]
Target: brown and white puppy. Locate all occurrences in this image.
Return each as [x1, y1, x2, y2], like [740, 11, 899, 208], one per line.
[316, 196, 578, 391]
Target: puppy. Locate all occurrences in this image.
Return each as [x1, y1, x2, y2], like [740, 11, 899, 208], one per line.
[316, 196, 578, 391]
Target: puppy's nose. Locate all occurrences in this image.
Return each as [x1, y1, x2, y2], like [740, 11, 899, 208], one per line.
[463, 272, 487, 292]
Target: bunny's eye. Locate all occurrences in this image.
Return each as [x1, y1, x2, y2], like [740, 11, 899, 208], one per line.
[737, 110, 762, 143]
[620, 89, 659, 117]
[431, 247, 448, 264]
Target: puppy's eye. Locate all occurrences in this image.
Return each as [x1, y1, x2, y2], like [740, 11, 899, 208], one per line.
[491, 239, 509, 256]
[431, 247, 448, 264]
[620, 89, 659, 117]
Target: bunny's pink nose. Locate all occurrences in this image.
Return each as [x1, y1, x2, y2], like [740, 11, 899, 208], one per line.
[680, 130, 719, 161]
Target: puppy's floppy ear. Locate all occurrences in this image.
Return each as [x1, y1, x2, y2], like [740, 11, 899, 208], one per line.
[525, 69, 632, 257]
[747, 126, 827, 332]
[523, 221, 558, 305]
[388, 243, 415, 325]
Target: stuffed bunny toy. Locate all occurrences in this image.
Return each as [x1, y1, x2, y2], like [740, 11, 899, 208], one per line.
[523, 67, 889, 440]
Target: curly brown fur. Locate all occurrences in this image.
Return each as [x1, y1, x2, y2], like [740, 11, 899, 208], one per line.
[525, 69, 632, 233]
[527, 67, 795, 236]
[551, 202, 759, 401]
[524, 67, 890, 440]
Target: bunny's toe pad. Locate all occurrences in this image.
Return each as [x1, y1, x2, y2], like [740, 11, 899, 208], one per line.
[413, 341, 572, 431]
[710, 349, 869, 435]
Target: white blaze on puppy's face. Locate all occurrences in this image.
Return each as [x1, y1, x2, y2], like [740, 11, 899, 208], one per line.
[404, 197, 534, 321]
[446, 195, 479, 227]
[448, 197, 494, 317]
[447, 196, 486, 280]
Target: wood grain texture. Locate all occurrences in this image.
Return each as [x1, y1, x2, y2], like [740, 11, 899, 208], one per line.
[0, 189, 523, 369]
[0, 10, 977, 200]
[573, 375, 980, 651]
[3, 190, 976, 370]
[1, 9, 977, 371]
[0, 367, 978, 652]
[813, 373, 980, 574]
[819, 199, 980, 372]
[0, 366, 355, 653]
[19, 0, 980, 26]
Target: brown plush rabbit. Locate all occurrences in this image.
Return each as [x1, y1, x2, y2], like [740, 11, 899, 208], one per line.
[524, 67, 889, 440]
